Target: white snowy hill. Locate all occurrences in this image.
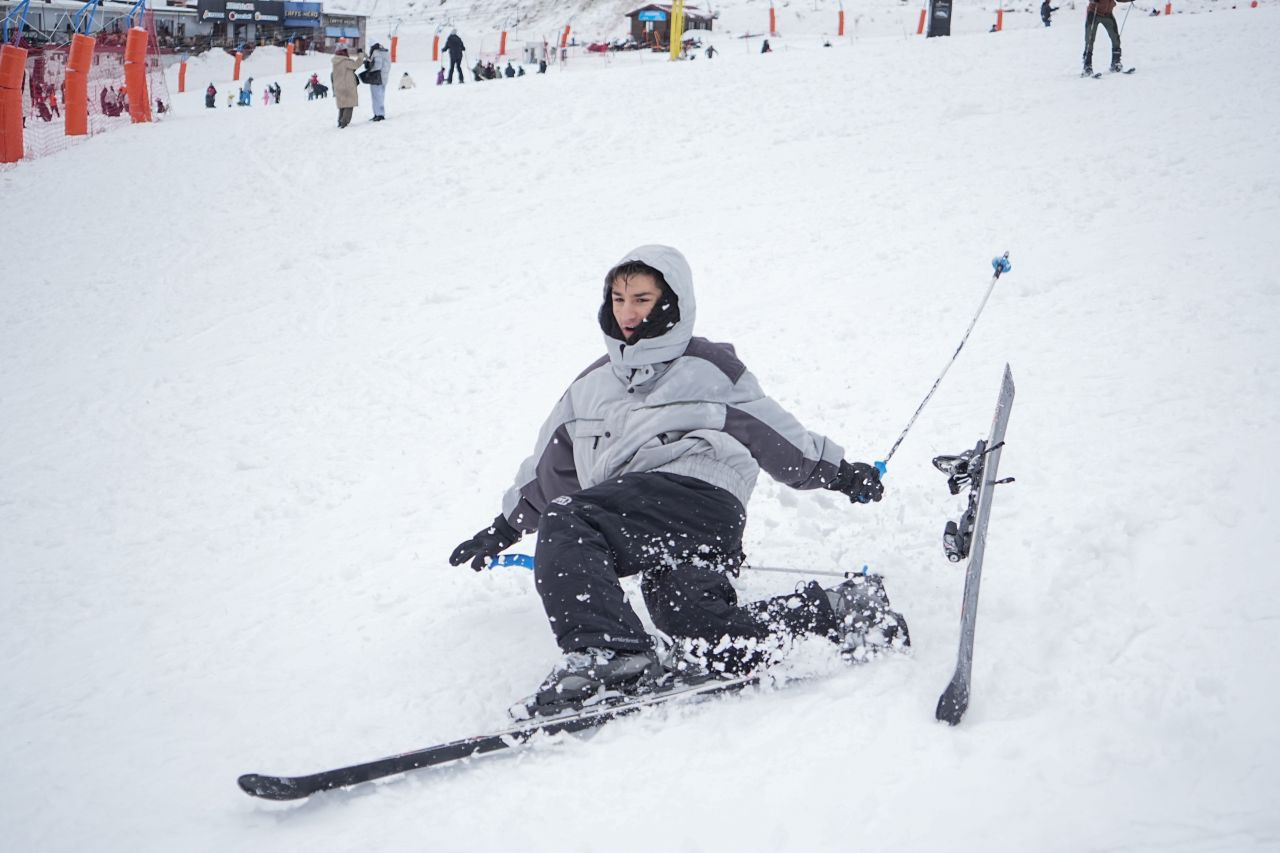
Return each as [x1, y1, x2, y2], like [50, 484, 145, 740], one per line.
[3, 4, 1279, 851]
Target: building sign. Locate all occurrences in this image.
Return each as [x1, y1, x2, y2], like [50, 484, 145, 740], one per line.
[196, 0, 285, 23]
[284, 1, 322, 26]
[637, 10, 668, 21]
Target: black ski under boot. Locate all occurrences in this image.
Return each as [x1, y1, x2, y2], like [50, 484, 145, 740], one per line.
[512, 648, 664, 719]
[825, 573, 911, 662]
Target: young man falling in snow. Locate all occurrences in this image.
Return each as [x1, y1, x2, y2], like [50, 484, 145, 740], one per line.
[450, 245, 909, 717]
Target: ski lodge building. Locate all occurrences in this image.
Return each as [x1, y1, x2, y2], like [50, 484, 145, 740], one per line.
[624, 4, 714, 47]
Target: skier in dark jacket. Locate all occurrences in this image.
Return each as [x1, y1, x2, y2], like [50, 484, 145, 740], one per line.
[1041, 0, 1059, 26]
[443, 30, 466, 84]
[205, 83, 217, 108]
[1083, 0, 1134, 74]
[450, 245, 909, 718]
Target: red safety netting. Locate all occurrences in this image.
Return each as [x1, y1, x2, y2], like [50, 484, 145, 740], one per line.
[15, 12, 171, 162]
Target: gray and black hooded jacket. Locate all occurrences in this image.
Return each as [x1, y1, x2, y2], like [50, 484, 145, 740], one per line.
[501, 245, 845, 532]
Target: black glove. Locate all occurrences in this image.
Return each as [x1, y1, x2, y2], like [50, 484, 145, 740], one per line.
[827, 460, 884, 504]
[449, 514, 521, 571]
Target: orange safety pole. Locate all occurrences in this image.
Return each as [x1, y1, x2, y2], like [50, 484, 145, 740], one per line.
[233, 50, 242, 81]
[0, 43, 28, 163]
[64, 33, 95, 137]
[499, 30, 507, 57]
[285, 42, 293, 73]
[838, 10, 845, 37]
[1164, 2, 1171, 12]
[123, 26, 151, 123]
[561, 25, 571, 49]
[178, 60, 187, 92]
[769, 6, 777, 36]
[432, 34, 439, 61]
[995, 9, 1003, 31]
[390, 35, 398, 62]
[917, 8, 927, 34]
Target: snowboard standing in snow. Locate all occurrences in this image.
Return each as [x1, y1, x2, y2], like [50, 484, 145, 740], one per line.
[933, 365, 1016, 726]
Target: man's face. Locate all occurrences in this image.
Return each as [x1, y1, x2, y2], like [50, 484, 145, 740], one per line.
[611, 273, 664, 342]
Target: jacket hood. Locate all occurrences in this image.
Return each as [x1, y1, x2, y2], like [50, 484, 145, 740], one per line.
[601, 244, 696, 370]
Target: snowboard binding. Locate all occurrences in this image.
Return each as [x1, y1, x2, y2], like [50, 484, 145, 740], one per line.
[933, 440, 1013, 563]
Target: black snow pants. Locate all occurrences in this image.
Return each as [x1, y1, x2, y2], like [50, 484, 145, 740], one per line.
[533, 472, 840, 672]
[1083, 11, 1121, 70]
[447, 55, 465, 83]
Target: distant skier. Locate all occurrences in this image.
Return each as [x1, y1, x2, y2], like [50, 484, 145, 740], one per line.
[1041, 0, 1060, 26]
[330, 46, 365, 128]
[400, 71, 417, 89]
[443, 30, 466, 84]
[366, 42, 390, 121]
[761, 38, 772, 53]
[239, 77, 253, 106]
[1083, 0, 1135, 75]
[449, 245, 909, 719]
[205, 83, 217, 108]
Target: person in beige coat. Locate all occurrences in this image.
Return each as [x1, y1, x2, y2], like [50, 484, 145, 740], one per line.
[330, 47, 366, 128]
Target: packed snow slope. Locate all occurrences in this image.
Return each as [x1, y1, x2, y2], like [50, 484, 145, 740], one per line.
[3, 7, 1280, 852]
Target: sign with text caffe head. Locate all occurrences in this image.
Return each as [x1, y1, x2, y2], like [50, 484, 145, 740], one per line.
[284, 2, 322, 25]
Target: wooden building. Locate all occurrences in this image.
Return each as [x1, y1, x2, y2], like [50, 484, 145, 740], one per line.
[625, 4, 713, 47]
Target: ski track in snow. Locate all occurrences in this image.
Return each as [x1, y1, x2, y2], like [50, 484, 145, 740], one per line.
[2, 7, 1280, 852]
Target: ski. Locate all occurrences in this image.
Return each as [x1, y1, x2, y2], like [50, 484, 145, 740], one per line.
[932, 364, 1016, 726]
[1082, 71, 1102, 79]
[238, 672, 760, 800]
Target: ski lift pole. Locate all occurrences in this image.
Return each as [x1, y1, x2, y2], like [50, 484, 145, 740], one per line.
[3, 0, 31, 44]
[126, 0, 146, 29]
[876, 252, 1011, 476]
[72, 0, 98, 35]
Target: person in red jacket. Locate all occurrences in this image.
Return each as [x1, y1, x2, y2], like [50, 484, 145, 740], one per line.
[1083, 0, 1134, 75]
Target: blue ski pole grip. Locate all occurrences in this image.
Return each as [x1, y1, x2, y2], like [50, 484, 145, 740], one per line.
[992, 254, 1011, 275]
[874, 460, 887, 477]
[487, 553, 535, 570]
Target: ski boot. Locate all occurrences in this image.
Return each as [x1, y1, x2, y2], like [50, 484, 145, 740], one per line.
[825, 573, 911, 663]
[511, 647, 664, 720]
[1109, 61, 1124, 73]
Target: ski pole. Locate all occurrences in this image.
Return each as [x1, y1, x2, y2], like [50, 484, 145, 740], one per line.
[1120, 0, 1135, 36]
[487, 554, 856, 580]
[876, 252, 1011, 476]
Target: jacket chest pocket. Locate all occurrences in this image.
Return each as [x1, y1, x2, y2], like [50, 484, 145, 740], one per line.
[572, 420, 608, 478]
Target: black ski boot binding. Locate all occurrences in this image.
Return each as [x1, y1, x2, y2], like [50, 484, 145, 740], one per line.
[511, 647, 664, 720]
[934, 439, 1014, 563]
[825, 572, 911, 662]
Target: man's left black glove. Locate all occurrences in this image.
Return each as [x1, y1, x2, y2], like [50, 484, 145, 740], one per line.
[827, 460, 885, 504]
[449, 514, 521, 571]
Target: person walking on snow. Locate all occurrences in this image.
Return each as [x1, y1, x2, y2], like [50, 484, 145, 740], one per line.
[1041, 0, 1059, 26]
[330, 46, 365, 128]
[443, 29, 466, 84]
[205, 83, 217, 108]
[366, 42, 390, 121]
[449, 245, 909, 718]
[1083, 0, 1134, 74]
